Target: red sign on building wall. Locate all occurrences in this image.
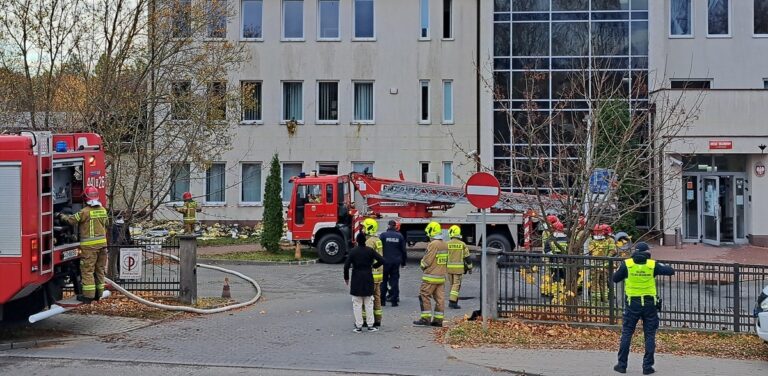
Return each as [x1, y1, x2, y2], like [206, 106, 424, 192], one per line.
[708, 140, 733, 150]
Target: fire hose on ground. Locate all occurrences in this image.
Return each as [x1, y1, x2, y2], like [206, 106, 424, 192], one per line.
[29, 250, 262, 323]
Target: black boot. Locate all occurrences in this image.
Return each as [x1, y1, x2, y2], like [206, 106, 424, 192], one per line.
[449, 301, 461, 309]
[76, 295, 93, 304]
[413, 318, 430, 326]
[430, 320, 443, 327]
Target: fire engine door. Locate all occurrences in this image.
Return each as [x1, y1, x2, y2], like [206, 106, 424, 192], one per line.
[295, 184, 325, 227]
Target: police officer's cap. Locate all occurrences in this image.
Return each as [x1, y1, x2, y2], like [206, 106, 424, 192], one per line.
[388, 219, 397, 227]
[635, 242, 650, 253]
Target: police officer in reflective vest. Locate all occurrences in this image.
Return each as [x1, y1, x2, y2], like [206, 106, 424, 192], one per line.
[413, 221, 449, 327]
[60, 186, 108, 304]
[362, 218, 384, 327]
[612, 242, 675, 375]
[446, 225, 472, 309]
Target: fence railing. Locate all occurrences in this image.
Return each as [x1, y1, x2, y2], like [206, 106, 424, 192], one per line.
[107, 238, 180, 295]
[497, 252, 768, 332]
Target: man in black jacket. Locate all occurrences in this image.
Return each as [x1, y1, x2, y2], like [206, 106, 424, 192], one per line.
[612, 242, 675, 375]
[380, 220, 406, 307]
[344, 231, 385, 333]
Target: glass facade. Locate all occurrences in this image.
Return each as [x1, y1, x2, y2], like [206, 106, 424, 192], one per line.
[492, 0, 649, 193]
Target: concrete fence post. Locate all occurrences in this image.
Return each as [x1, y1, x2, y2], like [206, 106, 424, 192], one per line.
[483, 248, 500, 319]
[179, 235, 198, 305]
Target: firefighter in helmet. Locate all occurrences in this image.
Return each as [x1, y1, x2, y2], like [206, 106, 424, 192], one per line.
[446, 225, 472, 309]
[176, 192, 201, 234]
[362, 218, 384, 327]
[414, 221, 449, 327]
[59, 186, 108, 303]
[588, 224, 617, 303]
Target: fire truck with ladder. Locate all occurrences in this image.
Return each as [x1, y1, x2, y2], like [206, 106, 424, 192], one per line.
[287, 171, 560, 263]
[0, 132, 107, 322]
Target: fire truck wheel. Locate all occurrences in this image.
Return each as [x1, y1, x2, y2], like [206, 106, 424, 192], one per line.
[486, 233, 513, 254]
[317, 233, 347, 264]
[1, 289, 46, 322]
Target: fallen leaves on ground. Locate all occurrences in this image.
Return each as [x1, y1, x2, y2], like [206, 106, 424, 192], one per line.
[70, 292, 237, 320]
[439, 318, 768, 361]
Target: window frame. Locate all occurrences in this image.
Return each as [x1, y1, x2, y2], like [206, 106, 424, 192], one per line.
[442, 0, 453, 40]
[281, 81, 304, 123]
[241, 0, 264, 41]
[240, 80, 263, 124]
[316, 162, 339, 175]
[420, 161, 430, 183]
[172, 0, 192, 39]
[669, 0, 694, 38]
[419, 79, 430, 124]
[706, 0, 731, 38]
[205, 162, 227, 205]
[206, 0, 228, 40]
[240, 162, 263, 206]
[670, 79, 713, 89]
[282, 0, 305, 41]
[763, 78, 768, 89]
[317, 80, 340, 124]
[207, 81, 227, 121]
[352, 80, 375, 124]
[169, 162, 191, 203]
[351, 161, 374, 174]
[420, 0, 430, 40]
[317, 0, 341, 41]
[754, 0, 768, 37]
[281, 162, 303, 203]
[442, 161, 453, 185]
[442, 79, 453, 124]
[352, 0, 376, 41]
[171, 80, 192, 121]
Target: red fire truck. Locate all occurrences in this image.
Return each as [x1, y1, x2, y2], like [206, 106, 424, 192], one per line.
[0, 132, 107, 321]
[286, 171, 559, 263]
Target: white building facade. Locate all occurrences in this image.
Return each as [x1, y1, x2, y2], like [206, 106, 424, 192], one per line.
[163, 0, 480, 223]
[651, 0, 768, 246]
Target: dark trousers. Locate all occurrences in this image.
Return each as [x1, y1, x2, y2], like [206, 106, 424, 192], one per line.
[381, 262, 400, 302]
[617, 297, 659, 370]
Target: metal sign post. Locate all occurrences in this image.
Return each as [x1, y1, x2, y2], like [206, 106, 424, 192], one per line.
[481, 208, 488, 330]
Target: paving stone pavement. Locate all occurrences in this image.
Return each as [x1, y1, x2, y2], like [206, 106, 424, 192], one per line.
[2, 257, 493, 376]
[34, 314, 154, 337]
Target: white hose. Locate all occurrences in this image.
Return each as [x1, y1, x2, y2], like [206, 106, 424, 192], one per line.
[104, 249, 261, 314]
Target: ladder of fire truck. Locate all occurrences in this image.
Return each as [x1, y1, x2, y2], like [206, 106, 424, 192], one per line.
[35, 132, 54, 275]
[376, 180, 560, 213]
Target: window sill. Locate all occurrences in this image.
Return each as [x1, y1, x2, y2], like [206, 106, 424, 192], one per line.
[351, 121, 374, 125]
[441, 37, 455, 41]
[281, 38, 305, 42]
[203, 38, 227, 43]
[706, 34, 732, 39]
[317, 120, 339, 125]
[239, 120, 263, 126]
[165, 201, 183, 207]
[239, 202, 263, 207]
[317, 38, 341, 42]
[418, 121, 431, 125]
[442, 121, 454, 125]
[352, 37, 376, 42]
[418, 37, 431, 41]
[202, 202, 226, 207]
[753, 34, 768, 38]
[280, 120, 305, 125]
[668, 35, 694, 39]
[240, 38, 264, 42]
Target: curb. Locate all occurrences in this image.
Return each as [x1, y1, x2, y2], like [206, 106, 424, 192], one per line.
[198, 258, 319, 266]
[0, 335, 92, 351]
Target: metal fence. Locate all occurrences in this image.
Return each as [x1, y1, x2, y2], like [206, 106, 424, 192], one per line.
[108, 238, 180, 295]
[497, 253, 768, 332]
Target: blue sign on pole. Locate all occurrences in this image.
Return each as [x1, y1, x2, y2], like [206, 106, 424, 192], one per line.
[589, 168, 613, 194]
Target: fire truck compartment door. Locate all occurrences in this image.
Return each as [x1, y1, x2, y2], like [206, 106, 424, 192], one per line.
[0, 163, 22, 256]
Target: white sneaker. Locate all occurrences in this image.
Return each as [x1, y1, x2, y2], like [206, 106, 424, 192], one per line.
[367, 327, 378, 332]
[353, 327, 362, 333]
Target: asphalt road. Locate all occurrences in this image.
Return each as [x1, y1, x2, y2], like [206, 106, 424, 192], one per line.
[0, 254, 494, 376]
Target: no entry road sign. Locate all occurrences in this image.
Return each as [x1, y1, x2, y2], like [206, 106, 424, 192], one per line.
[464, 172, 501, 209]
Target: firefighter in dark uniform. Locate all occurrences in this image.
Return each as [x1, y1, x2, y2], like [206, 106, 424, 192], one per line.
[612, 242, 675, 375]
[60, 186, 108, 303]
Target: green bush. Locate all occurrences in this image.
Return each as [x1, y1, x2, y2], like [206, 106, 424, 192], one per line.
[261, 154, 284, 253]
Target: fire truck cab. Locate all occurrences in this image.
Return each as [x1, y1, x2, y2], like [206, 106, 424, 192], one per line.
[0, 132, 107, 321]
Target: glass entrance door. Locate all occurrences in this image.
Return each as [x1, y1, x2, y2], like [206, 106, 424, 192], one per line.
[702, 176, 720, 245]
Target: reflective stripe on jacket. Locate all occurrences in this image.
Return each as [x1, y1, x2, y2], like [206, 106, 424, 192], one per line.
[366, 236, 384, 282]
[420, 239, 448, 284]
[624, 259, 657, 298]
[66, 206, 108, 246]
[446, 239, 470, 275]
[177, 200, 198, 222]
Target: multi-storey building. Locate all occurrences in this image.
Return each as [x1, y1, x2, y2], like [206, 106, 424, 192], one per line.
[163, 0, 479, 223]
[653, 0, 768, 246]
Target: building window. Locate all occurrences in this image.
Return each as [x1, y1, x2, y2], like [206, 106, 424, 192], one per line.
[420, 0, 429, 38]
[318, 81, 339, 122]
[420, 162, 430, 183]
[670, 0, 692, 36]
[170, 163, 191, 201]
[756, 0, 768, 35]
[171, 81, 191, 120]
[241, 81, 262, 122]
[671, 80, 712, 89]
[763, 79, 768, 89]
[283, 0, 304, 40]
[207, 0, 227, 38]
[173, 0, 192, 38]
[420, 80, 430, 123]
[282, 163, 302, 200]
[352, 161, 374, 174]
[206, 163, 226, 203]
[242, 0, 263, 39]
[207, 81, 226, 121]
[442, 80, 453, 123]
[707, 0, 729, 36]
[283, 82, 303, 121]
[442, 0, 452, 39]
[353, 81, 374, 123]
[354, 0, 375, 39]
[241, 163, 262, 203]
[442, 162, 452, 185]
[317, 162, 338, 175]
[318, 0, 340, 39]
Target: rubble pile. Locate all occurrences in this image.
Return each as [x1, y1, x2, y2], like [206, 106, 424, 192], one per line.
[130, 221, 268, 241]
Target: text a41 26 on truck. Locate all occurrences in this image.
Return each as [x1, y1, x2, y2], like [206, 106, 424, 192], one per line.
[0, 132, 107, 322]
[286, 170, 560, 263]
